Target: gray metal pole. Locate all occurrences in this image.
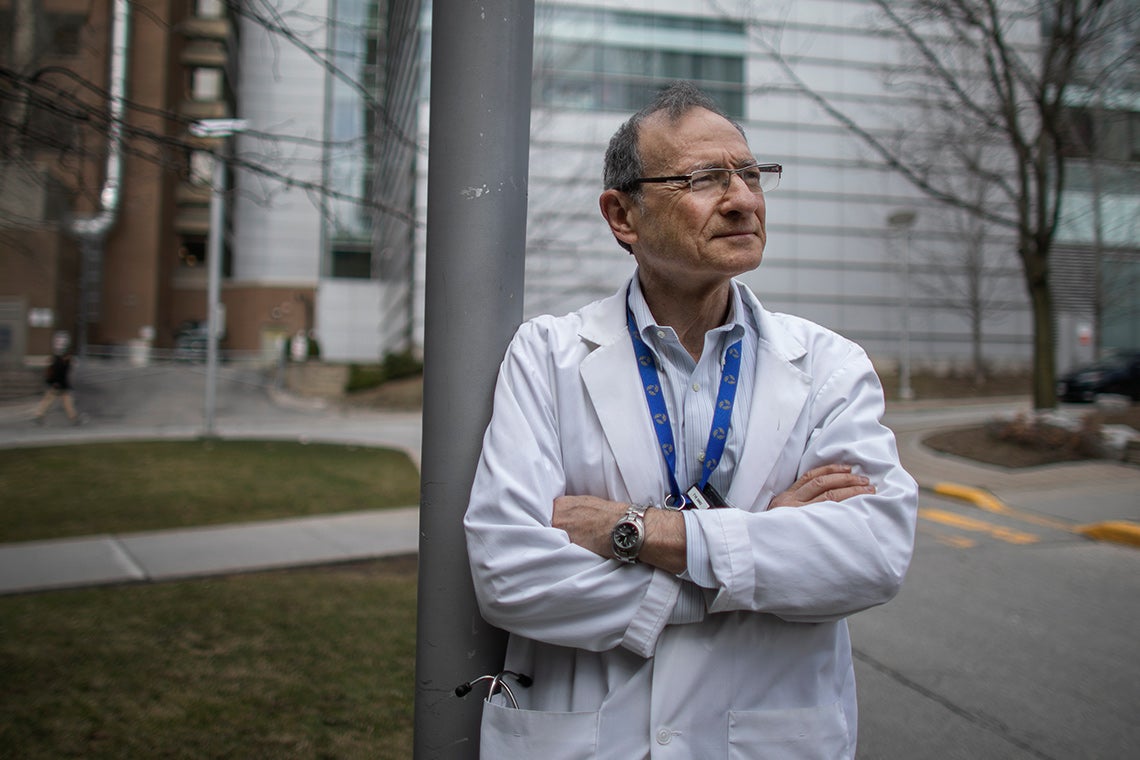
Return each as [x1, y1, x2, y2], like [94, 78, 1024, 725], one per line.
[204, 152, 225, 437]
[413, 0, 534, 757]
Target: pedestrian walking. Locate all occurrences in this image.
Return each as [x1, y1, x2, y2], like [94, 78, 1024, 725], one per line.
[34, 333, 83, 425]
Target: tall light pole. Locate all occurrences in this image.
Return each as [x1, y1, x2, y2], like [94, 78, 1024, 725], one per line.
[190, 118, 248, 437]
[414, 0, 534, 755]
[887, 209, 917, 401]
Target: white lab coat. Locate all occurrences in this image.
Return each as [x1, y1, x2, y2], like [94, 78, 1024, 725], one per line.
[465, 277, 918, 759]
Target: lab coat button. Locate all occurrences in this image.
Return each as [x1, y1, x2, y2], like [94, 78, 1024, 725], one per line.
[656, 728, 673, 745]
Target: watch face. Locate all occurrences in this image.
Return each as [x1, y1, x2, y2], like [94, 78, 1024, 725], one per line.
[613, 522, 639, 551]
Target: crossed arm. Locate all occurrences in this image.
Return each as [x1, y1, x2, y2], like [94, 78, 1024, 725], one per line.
[552, 463, 875, 574]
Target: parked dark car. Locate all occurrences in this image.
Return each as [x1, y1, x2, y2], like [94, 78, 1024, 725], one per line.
[1056, 351, 1140, 402]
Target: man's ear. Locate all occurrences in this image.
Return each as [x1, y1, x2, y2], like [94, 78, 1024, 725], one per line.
[599, 189, 639, 249]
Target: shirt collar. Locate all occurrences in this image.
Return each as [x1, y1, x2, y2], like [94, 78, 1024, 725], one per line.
[627, 274, 751, 347]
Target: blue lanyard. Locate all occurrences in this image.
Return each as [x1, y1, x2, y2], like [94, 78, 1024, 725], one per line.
[626, 305, 742, 508]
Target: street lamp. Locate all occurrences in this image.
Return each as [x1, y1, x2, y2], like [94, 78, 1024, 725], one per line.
[887, 209, 917, 402]
[193, 118, 247, 437]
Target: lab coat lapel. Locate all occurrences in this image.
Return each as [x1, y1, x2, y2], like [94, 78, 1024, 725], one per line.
[726, 295, 811, 510]
[578, 287, 663, 503]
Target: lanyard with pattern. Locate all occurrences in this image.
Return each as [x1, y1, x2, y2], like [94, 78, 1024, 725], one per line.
[626, 304, 741, 509]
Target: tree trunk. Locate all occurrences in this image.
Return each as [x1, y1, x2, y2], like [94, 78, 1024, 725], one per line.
[972, 309, 986, 386]
[1023, 234, 1058, 409]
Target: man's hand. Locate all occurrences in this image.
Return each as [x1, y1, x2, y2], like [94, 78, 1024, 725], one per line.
[551, 495, 625, 558]
[553, 496, 687, 574]
[768, 464, 875, 509]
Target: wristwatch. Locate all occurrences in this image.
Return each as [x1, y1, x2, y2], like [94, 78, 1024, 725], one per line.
[611, 504, 648, 564]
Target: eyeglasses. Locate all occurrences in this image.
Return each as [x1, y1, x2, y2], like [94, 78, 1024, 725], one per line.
[624, 163, 782, 196]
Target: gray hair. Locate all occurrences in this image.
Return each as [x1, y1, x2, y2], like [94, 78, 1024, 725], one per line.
[602, 82, 746, 196]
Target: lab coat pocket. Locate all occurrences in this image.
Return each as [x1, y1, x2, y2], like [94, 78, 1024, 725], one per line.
[480, 700, 599, 759]
[728, 702, 849, 760]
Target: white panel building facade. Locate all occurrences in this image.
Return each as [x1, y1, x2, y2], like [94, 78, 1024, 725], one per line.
[233, 0, 1136, 373]
[233, 0, 419, 364]
[411, 0, 1054, 377]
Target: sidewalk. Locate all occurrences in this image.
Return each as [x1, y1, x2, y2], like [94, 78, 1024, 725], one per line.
[1, 363, 1137, 595]
[0, 508, 419, 594]
[0, 361, 424, 595]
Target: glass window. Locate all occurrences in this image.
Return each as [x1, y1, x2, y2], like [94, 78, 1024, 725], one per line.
[179, 237, 207, 268]
[196, 0, 224, 18]
[1130, 112, 1140, 162]
[44, 14, 85, 57]
[323, 0, 384, 278]
[191, 68, 223, 101]
[189, 151, 214, 185]
[533, 9, 747, 118]
[330, 245, 373, 279]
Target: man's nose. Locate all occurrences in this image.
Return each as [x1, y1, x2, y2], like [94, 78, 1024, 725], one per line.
[721, 173, 762, 211]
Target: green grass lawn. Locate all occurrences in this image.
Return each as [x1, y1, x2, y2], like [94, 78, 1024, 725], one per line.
[0, 558, 417, 758]
[0, 440, 421, 542]
[0, 439, 422, 757]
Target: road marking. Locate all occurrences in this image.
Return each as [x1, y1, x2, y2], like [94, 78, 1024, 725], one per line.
[917, 523, 977, 548]
[919, 507, 1040, 545]
[932, 483, 1073, 531]
[932, 483, 1140, 549]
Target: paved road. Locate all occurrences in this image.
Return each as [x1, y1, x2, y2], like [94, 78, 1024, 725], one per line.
[853, 489, 1139, 759]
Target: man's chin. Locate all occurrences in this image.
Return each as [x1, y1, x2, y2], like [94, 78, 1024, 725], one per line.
[715, 244, 764, 274]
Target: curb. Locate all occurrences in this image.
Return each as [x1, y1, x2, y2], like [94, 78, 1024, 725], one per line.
[1075, 521, 1140, 548]
[929, 482, 1140, 549]
[930, 482, 1005, 513]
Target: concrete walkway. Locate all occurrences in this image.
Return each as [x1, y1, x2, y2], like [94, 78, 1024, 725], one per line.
[1, 361, 1136, 595]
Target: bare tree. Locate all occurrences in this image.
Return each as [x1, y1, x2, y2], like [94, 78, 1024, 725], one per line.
[725, 0, 1136, 408]
[911, 205, 1021, 385]
[0, 1, 419, 231]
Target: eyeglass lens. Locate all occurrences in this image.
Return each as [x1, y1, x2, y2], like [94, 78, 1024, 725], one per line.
[691, 166, 779, 194]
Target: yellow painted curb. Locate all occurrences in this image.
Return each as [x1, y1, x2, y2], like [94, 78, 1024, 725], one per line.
[930, 487, 1098, 535]
[1076, 521, 1140, 548]
[932, 483, 1005, 513]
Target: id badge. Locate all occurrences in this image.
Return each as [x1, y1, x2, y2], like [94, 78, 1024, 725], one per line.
[685, 482, 728, 510]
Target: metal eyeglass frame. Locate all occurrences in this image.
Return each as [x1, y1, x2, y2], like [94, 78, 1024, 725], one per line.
[623, 162, 782, 195]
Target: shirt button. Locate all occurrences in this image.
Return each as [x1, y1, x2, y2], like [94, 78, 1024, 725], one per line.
[692, 382, 700, 391]
[656, 728, 673, 745]
[657, 330, 666, 339]
[697, 452, 706, 462]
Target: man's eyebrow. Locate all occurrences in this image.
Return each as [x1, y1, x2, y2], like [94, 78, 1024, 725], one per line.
[688, 158, 758, 171]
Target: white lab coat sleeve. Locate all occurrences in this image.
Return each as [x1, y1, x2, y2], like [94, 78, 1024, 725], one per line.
[464, 319, 679, 657]
[689, 341, 917, 622]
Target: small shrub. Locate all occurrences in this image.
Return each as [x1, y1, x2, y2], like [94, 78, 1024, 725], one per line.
[347, 352, 423, 393]
[347, 363, 387, 392]
[382, 350, 423, 382]
[987, 411, 1106, 459]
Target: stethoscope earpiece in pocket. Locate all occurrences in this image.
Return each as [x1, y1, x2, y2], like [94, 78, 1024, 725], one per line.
[455, 670, 533, 709]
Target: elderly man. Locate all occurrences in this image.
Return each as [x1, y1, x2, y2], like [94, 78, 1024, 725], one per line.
[464, 82, 917, 758]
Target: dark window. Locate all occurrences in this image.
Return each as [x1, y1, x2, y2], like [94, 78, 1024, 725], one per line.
[1061, 106, 1140, 163]
[179, 237, 207, 268]
[42, 14, 86, 57]
[330, 245, 372, 279]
